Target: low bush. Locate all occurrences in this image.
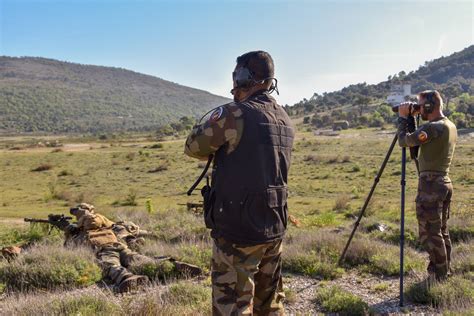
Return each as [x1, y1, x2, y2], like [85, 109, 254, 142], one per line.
[148, 143, 164, 149]
[283, 230, 425, 278]
[0, 244, 101, 292]
[1, 287, 122, 316]
[315, 285, 369, 315]
[163, 282, 211, 309]
[449, 218, 474, 243]
[129, 259, 178, 281]
[0, 224, 57, 248]
[406, 275, 473, 311]
[283, 254, 343, 280]
[451, 243, 474, 274]
[31, 163, 53, 172]
[333, 194, 351, 211]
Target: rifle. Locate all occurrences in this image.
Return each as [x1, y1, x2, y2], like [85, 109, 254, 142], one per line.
[24, 214, 73, 233]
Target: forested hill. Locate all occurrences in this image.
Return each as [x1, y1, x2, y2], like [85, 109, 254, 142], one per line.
[289, 45, 474, 128]
[0, 57, 230, 133]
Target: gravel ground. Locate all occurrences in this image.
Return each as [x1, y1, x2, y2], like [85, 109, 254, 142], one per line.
[283, 272, 437, 315]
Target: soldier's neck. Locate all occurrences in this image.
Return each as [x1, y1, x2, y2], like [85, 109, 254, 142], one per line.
[428, 111, 445, 122]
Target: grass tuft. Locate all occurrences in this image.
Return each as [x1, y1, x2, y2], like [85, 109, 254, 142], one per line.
[406, 275, 473, 311]
[315, 285, 369, 315]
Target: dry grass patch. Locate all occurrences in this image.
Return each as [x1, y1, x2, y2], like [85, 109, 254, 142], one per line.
[405, 275, 473, 312]
[0, 244, 101, 293]
[315, 285, 369, 315]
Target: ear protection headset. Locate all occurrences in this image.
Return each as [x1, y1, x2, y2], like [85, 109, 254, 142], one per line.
[232, 66, 279, 95]
[421, 90, 436, 114]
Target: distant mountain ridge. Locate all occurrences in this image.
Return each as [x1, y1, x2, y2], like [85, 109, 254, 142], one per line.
[289, 45, 474, 114]
[0, 57, 230, 133]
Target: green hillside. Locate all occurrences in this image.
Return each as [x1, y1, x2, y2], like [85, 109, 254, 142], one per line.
[0, 57, 230, 133]
[289, 45, 474, 128]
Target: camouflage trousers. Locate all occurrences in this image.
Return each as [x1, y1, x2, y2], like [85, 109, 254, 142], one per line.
[97, 242, 152, 286]
[416, 173, 453, 279]
[211, 237, 285, 316]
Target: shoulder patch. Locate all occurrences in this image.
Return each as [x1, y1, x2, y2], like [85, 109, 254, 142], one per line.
[209, 107, 224, 122]
[418, 131, 428, 143]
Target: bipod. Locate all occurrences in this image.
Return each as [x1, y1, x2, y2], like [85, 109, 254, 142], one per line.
[338, 133, 398, 266]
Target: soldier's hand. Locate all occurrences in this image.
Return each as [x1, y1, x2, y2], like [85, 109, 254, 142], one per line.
[398, 102, 411, 118]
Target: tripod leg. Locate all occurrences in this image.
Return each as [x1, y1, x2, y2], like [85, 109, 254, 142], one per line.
[400, 147, 406, 307]
[338, 134, 398, 266]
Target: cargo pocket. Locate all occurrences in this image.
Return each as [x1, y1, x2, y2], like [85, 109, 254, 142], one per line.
[266, 186, 288, 229]
[415, 194, 443, 221]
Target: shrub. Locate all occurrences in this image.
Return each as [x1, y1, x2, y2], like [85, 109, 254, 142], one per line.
[303, 155, 323, 164]
[451, 243, 474, 274]
[148, 165, 168, 173]
[283, 254, 343, 280]
[305, 213, 340, 227]
[148, 143, 163, 149]
[333, 194, 351, 211]
[114, 190, 138, 206]
[129, 259, 178, 281]
[406, 275, 473, 311]
[327, 156, 340, 164]
[178, 243, 212, 273]
[284, 229, 425, 277]
[315, 285, 369, 315]
[0, 244, 101, 292]
[0, 224, 54, 248]
[163, 282, 211, 308]
[342, 155, 351, 163]
[31, 163, 53, 172]
[58, 169, 72, 177]
[449, 218, 474, 243]
[1, 287, 122, 315]
[351, 164, 361, 172]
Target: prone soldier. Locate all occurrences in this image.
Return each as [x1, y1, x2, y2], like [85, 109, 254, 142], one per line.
[56, 203, 202, 292]
[397, 90, 457, 281]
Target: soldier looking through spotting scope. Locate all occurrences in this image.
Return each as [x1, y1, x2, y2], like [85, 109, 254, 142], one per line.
[397, 90, 457, 281]
[185, 51, 294, 315]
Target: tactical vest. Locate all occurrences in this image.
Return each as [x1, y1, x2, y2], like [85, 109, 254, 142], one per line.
[208, 91, 294, 244]
[419, 117, 457, 174]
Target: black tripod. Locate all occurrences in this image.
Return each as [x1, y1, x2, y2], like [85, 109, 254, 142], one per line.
[337, 133, 407, 307]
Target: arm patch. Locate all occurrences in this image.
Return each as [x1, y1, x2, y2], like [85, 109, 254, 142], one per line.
[418, 131, 428, 143]
[209, 106, 224, 122]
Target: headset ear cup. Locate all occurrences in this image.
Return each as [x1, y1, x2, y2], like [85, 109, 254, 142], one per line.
[235, 67, 253, 88]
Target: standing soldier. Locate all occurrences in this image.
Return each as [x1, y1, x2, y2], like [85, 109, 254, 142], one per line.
[185, 51, 294, 315]
[398, 90, 457, 281]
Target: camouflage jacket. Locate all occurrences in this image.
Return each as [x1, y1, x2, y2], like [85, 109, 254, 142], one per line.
[184, 103, 244, 159]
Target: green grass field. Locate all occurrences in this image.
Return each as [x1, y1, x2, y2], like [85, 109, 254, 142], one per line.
[0, 126, 473, 314]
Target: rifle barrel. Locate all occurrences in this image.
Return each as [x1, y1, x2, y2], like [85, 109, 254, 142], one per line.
[24, 218, 50, 223]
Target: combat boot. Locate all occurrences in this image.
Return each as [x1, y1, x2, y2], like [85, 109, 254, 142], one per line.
[173, 261, 203, 277]
[117, 275, 149, 293]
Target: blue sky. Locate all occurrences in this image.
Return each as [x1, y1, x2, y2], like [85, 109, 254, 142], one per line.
[0, 0, 472, 105]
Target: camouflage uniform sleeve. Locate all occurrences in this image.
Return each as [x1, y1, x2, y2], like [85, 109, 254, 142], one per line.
[184, 104, 244, 159]
[398, 118, 442, 147]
